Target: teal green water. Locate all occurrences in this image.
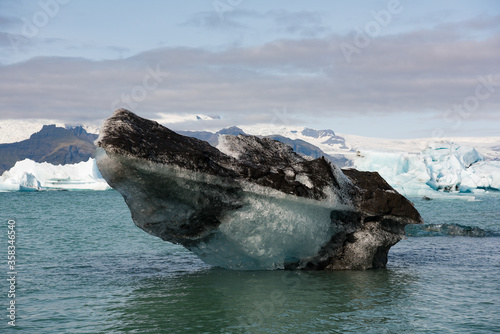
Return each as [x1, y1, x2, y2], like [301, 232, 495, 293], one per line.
[1, 191, 499, 333]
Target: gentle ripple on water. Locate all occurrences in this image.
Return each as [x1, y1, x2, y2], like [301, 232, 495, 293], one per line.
[0, 191, 499, 333]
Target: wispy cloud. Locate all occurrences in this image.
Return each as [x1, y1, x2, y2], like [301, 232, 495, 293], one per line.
[181, 10, 247, 29]
[269, 10, 329, 37]
[182, 9, 330, 37]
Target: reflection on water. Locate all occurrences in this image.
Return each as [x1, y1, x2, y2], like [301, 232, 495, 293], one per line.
[107, 268, 419, 333]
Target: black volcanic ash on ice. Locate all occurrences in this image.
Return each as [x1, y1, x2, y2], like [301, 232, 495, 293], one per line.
[96, 109, 422, 270]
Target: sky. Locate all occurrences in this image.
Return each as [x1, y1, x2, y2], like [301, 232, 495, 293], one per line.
[0, 0, 499, 138]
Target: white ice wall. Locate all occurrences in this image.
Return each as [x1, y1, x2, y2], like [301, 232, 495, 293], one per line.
[0, 158, 110, 191]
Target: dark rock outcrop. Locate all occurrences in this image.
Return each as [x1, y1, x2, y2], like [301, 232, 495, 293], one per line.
[96, 109, 423, 270]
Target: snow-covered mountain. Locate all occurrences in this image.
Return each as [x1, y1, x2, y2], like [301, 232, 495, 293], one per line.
[0, 119, 100, 144]
[240, 125, 352, 155]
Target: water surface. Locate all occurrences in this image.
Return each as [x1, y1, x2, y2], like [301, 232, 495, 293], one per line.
[1, 191, 499, 333]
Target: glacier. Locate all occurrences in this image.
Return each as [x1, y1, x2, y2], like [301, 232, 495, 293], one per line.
[0, 158, 110, 191]
[353, 142, 500, 197]
[95, 109, 422, 270]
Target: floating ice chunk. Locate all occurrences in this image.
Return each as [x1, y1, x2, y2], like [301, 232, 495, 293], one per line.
[0, 158, 111, 191]
[95, 109, 423, 270]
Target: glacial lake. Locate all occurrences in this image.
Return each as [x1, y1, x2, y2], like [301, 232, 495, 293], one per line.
[1, 190, 499, 333]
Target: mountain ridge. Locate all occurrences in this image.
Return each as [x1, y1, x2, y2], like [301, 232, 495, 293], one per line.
[0, 125, 98, 174]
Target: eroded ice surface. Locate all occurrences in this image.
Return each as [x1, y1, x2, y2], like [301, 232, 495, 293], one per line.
[191, 191, 338, 270]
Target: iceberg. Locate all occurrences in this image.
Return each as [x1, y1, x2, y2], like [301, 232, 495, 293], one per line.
[0, 158, 111, 191]
[96, 109, 422, 270]
[353, 142, 500, 196]
[464, 161, 500, 191]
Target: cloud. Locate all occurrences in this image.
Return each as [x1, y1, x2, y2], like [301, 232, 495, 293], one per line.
[434, 14, 500, 38]
[269, 10, 329, 37]
[181, 10, 246, 29]
[182, 9, 330, 37]
[0, 16, 499, 130]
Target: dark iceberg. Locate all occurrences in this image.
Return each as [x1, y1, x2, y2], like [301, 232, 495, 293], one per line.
[96, 109, 423, 270]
